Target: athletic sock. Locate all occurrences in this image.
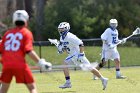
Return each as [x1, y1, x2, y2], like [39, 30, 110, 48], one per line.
[116, 69, 121, 76]
[65, 76, 70, 83]
[100, 76, 104, 81]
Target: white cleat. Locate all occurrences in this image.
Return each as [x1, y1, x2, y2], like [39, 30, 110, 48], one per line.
[116, 75, 127, 79]
[102, 78, 108, 90]
[59, 82, 72, 89]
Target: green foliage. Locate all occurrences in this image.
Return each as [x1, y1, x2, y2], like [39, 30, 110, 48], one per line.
[2, 0, 140, 39]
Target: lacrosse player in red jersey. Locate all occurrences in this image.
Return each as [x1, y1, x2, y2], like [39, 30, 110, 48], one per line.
[56, 22, 108, 90]
[0, 10, 52, 93]
[94, 19, 126, 80]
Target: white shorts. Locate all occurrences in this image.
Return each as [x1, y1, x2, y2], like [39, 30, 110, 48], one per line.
[101, 49, 120, 62]
[64, 55, 90, 65]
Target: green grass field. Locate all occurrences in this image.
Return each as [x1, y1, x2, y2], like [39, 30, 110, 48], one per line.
[5, 46, 140, 93]
[8, 67, 140, 93]
[27, 46, 140, 67]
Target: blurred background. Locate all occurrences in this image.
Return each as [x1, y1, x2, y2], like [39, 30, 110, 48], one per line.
[0, 0, 140, 41]
[0, 0, 140, 67]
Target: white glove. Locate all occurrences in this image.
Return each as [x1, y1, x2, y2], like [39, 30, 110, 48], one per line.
[38, 59, 52, 71]
[120, 38, 127, 44]
[77, 53, 85, 62]
[108, 44, 116, 49]
[57, 43, 64, 54]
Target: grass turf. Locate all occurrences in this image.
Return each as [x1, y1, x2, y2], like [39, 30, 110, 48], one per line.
[8, 67, 140, 93]
[27, 46, 140, 67]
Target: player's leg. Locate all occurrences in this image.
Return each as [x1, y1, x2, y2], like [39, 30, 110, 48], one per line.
[14, 67, 38, 93]
[82, 56, 108, 90]
[0, 83, 10, 93]
[91, 68, 108, 90]
[93, 58, 107, 80]
[0, 67, 13, 93]
[93, 50, 109, 80]
[59, 56, 72, 89]
[113, 51, 126, 79]
[26, 83, 37, 93]
[96, 58, 107, 70]
[114, 58, 126, 79]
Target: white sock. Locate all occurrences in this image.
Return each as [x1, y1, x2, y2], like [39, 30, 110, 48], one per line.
[116, 71, 121, 76]
[100, 76, 104, 81]
[66, 79, 71, 83]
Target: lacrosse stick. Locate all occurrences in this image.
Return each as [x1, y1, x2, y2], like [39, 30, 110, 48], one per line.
[112, 27, 140, 47]
[32, 62, 99, 73]
[48, 38, 60, 47]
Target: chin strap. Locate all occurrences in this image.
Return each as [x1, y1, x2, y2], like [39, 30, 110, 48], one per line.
[60, 31, 68, 39]
[110, 27, 116, 31]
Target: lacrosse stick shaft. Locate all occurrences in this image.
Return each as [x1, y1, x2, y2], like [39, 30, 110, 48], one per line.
[115, 33, 134, 46]
[30, 65, 79, 70]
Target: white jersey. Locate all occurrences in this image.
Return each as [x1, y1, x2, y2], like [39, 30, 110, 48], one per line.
[60, 32, 83, 56]
[101, 28, 119, 50]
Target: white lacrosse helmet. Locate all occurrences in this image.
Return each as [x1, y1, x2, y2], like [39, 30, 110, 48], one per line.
[58, 22, 70, 31]
[109, 19, 118, 29]
[13, 10, 29, 24]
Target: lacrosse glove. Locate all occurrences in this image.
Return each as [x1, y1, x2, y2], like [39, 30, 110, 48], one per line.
[57, 42, 64, 54]
[38, 59, 52, 71]
[120, 38, 127, 44]
[77, 53, 85, 63]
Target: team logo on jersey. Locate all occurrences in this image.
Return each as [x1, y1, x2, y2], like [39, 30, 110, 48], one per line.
[111, 33, 117, 36]
[62, 42, 69, 45]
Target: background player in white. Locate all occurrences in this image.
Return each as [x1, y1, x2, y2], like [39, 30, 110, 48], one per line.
[94, 19, 126, 80]
[57, 22, 108, 90]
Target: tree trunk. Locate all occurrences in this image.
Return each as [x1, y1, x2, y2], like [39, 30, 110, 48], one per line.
[7, 0, 16, 17]
[16, 0, 24, 10]
[35, 0, 46, 41]
[24, 0, 33, 18]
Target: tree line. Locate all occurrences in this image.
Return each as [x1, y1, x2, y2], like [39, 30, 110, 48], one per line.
[1, 0, 140, 41]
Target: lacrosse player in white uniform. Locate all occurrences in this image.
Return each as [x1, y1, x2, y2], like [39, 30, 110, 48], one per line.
[57, 22, 108, 90]
[94, 19, 126, 80]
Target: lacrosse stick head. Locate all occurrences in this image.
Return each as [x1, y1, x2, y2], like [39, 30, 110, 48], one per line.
[48, 38, 59, 47]
[133, 27, 140, 35]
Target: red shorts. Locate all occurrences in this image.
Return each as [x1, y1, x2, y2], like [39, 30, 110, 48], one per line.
[0, 66, 34, 84]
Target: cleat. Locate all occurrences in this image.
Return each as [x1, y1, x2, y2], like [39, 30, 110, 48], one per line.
[102, 78, 108, 90]
[116, 75, 127, 79]
[59, 82, 72, 89]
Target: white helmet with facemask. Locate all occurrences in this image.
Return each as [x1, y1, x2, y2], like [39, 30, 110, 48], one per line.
[109, 19, 118, 30]
[13, 10, 29, 25]
[58, 22, 70, 36]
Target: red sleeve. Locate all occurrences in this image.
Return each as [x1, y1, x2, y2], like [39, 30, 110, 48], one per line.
[0, 31, 8, 53]
[0, 40, 3, 53]
[24, 30, 34, 53]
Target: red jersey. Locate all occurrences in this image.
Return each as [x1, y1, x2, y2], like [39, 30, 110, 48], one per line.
[0, 26, 33, 68]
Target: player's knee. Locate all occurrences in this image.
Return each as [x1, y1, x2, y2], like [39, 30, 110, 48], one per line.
[99, 58, 106, 68]
[99, 63, 104, 68]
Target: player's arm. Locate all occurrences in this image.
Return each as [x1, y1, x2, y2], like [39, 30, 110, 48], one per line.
[27, 50, 40, 63]
[79, 44, 84, 53]
[25, 31, 52, 70]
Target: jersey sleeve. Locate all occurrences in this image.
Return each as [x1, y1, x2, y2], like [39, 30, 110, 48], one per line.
[24, 30, 33, 53]
[101, 29, 109, 40]
[69, 35, 83, 46]
[0, 40, 3, 53]
[0, 31, 9, 53]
